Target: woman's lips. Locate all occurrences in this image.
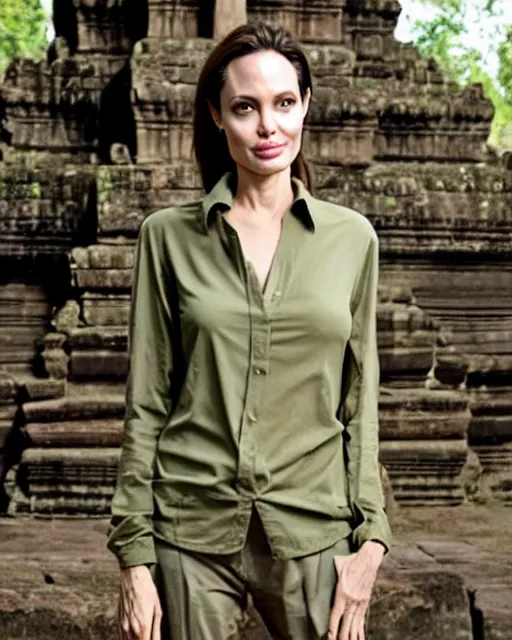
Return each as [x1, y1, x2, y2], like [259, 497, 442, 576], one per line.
[252, 143, 287, 159]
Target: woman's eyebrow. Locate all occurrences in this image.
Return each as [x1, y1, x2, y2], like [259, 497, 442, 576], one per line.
[230, 90, 297, 103]
[230, 94, 256, 103]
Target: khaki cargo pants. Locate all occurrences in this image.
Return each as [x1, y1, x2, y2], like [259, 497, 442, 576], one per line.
[151, 512, 352, 640]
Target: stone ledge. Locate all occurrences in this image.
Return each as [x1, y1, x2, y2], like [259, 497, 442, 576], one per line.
[2, 508, 512, 640]
[0, 517, 473, 640]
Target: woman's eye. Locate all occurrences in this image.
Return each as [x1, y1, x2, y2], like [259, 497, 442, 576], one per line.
[234, 102, 253, 114]
[280, 98, 296, 108]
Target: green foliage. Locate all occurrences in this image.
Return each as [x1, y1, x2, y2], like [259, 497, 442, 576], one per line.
[0, 0, 48, 81]
[496, 27, 512, 148]
[497, 26, 512, 103]
[410, 0, 512, 150]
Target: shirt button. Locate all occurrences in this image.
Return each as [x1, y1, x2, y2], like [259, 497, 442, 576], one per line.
[253, 367, 266, 375]
[248, 411, 258, 422]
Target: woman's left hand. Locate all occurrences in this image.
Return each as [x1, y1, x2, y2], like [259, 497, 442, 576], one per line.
[327, 540, 385, 640]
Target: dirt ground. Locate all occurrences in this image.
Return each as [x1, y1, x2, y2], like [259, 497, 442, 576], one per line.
[392, 502, 512, 556]
[0, 504, 511, 639]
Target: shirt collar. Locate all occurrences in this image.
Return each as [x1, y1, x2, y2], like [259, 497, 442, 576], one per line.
[200, 172, 316, 233]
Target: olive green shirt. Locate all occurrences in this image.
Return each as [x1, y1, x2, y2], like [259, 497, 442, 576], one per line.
[107, 172, 391, 569]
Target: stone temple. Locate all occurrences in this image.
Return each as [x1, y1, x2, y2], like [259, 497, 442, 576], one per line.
[0, 0, 510, 605]
[1, 0, 511, 517]
[0, 1, 511, 637]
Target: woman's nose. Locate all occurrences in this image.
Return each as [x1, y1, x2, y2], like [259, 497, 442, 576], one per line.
[257, 109, 277, 137]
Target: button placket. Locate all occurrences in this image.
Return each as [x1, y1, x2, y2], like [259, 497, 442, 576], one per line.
[236, 251, 272, 498]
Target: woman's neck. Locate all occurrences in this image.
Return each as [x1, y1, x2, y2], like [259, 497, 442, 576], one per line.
[232, 167, 294, 223]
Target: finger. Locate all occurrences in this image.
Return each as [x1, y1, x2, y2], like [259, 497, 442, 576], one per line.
[328, 583, 347, 640]
[151, 603, 162, 640]
[116, 597, 123, 640]
[356, 607, 366, 640]
[140, 617, 151, 640]
[339, 602, 357, 640]
[131, 619, 142, 640]
[118, 597, 132, 640]
[128, 609, 142, 640]
[350, 603, 366, 640]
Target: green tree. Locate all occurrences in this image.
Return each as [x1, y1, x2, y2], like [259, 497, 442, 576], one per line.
[409, 0, 512, 150]
[0, 0, 48, 81]
[496, 26, 512, 147]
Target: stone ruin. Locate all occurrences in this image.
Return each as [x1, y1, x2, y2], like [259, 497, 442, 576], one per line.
[0, 0, 511, 519]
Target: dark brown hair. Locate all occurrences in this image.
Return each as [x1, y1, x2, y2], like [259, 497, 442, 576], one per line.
[193, 22, 313, 194]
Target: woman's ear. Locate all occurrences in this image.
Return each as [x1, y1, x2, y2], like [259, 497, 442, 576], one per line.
[208, 100, 223, 130]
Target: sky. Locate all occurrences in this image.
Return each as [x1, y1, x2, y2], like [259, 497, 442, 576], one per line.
[40, 0, 509, 79]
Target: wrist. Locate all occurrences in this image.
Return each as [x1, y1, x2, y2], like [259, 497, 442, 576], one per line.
[360, 540, 386, 560]
[121, 564, 151, 573]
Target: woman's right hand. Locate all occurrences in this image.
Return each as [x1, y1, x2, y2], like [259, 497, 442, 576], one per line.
[118, 565, 162, 640]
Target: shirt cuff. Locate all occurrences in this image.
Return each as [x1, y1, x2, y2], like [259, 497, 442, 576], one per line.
[109, 534, 157, 569]
[106, 515, 157, 569]
[351, 501, 392, 554]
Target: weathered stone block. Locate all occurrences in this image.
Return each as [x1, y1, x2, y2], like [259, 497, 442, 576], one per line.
[69, 350, 128, 380]
[73, 0, 133, 54]
[248, 0, 346, 43]
[148, 0, 201, 40]
[26, 420, 123, 448]
[16, 377, 66, 403]
[303, 43, 355, 85]
[380, 439, 468, 505]
[74, 268, 133, 290]
[68, 327, 128, 351]
[368, 569, 472, 640]
[379, 390, 469, 440]
[1, 56, 126, 157]
[82, 294, 131, 327]
[22, 393, 125, 423]
[71, 244, 135, 270]
[14, 447, 120, 515]
[214, 0, 247, 40]
[0, 165, 96, 252]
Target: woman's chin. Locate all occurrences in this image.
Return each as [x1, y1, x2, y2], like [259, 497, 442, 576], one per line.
[241, 156, 293, 177]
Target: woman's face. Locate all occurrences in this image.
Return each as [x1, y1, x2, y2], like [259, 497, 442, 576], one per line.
[210, 50, 310, 179]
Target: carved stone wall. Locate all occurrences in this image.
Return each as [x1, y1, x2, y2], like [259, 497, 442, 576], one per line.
[0, 0, 510, 515]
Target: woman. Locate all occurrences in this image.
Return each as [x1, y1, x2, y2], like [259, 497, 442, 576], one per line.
[108, 21, 391, 640]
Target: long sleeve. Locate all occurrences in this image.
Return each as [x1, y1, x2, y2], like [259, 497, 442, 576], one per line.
[340, 228, 392, 553]
[107, 216, 174, 569]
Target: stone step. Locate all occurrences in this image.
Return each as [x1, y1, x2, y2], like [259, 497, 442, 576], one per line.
[26, 420, 123, 448]
[470, 391, 512, 416]
[82, 294, 131, 326]
[69, 350, 128, 380]
[14, 448, 120, 515]
[22, 391, 125, 423]
[469, 415, 512, 443]
[381, 439, 468, 505]
[379, 388, 470, 441]
[67, 327, 128, 350]
[380, 412, 468, 440]
[379, 389, 469, 413]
